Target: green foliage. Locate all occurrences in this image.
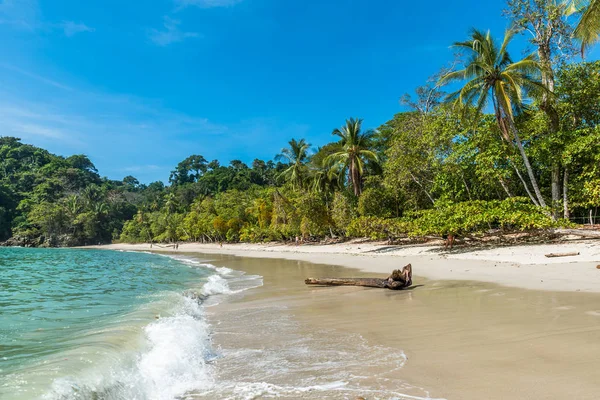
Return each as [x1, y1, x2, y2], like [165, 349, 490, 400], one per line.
[348, 198, 564, 240]
[569, 0, 600, 54]
[358, 186, 398, 218]
[4, 41, 600, 247]
[325, 118, 380, 197]
[347, 217, 408, 240]
[331, 192, 356, 234]
[404, 198, 560, 237]
[169, 155, 208, 185]
[557, 61, 600, 131]
[277, 138, 311, 190]
[0, 137, 137, 246]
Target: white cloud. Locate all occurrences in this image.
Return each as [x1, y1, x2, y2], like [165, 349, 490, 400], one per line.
[0, 0, 38, 30]
[60, 21, 94, 37]
[0, 103, 84, 147]
[0, 64, 308, 183]
[148, 16, 200, 46]
[12, 123, 66, 139]
[0, 63, 73, 91]
[174, 0, 243, 9]
[0, 64, 229, 152]
[0, 1, 93, 37]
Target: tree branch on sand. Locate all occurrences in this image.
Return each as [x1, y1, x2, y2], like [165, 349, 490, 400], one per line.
[305, 264, 413, 290]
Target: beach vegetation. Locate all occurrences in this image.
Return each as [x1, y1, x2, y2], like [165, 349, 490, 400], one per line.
[1, 1, 600, 247]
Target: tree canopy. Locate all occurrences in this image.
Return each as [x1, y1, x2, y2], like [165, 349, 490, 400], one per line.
[2, 1, 600, 247]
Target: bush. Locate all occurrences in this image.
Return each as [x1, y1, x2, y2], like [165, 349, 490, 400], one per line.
[358, 187, 397, 218]
[331, 192, 357, 234]
[347, 198, 565, 240]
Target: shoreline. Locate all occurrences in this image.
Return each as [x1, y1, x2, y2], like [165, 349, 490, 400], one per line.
[179, 249, 600, 400]
[83, 240, 600, 293]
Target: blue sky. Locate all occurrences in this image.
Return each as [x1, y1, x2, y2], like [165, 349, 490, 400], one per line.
[0, 0, 595, 183]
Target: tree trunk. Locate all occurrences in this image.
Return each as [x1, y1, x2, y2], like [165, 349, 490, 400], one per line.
[410, 172, 435, 205]
[304, 277, 412, 290]
[305, 266, 413, 290]
[499, 176, 513, 198]
[551, 165, 561, 220]
[461, 172, 473, 200]
[493, 99, 544, 207]
[539, 45, 561, 219]
[305, 277, 387, 288]
[563, 169, 570, 220]
[350, 157, 361, 197]
[512, 163, 539, 206]
[508, 119, 547, 208]
[552, 229, 600, 238]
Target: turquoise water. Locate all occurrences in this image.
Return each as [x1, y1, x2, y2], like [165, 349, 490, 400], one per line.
[0, 248, 258, 400]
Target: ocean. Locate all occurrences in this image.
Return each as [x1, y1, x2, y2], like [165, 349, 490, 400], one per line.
[1, 248, 438, 400]
[0, 248, 262, 400]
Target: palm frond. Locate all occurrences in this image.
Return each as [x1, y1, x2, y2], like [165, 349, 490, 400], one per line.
[573, 0, 600, 55]
[438, 69, 468, 86]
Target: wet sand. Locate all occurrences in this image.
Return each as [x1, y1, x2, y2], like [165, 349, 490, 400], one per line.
[194, 253, 600, 400]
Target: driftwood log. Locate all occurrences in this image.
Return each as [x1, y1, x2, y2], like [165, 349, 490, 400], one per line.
[305, 264, 413, 290]
[545, 252, 580, 258]
[552, 229, 600, 238]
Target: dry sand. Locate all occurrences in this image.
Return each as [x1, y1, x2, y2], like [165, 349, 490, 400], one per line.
[84, 241, 600, 399]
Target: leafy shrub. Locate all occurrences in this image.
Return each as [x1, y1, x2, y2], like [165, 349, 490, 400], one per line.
[358, 187, 397, 218]
[347, 198, 566, 240]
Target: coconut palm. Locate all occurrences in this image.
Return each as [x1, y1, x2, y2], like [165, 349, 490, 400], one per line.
[64, 195, 82, 219]
[568, 0, 600, 54]
[325, 118, 379, 197]
[276, 138, 311, 189]
[164, 193, 179, 215]
[439, 29, 548, 208]
[309, 144, 344, 194]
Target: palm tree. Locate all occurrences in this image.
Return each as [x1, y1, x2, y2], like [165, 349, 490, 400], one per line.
[276, 138, 311, 189]
[164, 193, 179, 215]
[64, 195, 82, 219]
[568, 0, 600, 54]
[309, 144, 344, 194]
[93, 202, 109, 217]
[439, 29, 548, 208]
[325, 118, 379, 197]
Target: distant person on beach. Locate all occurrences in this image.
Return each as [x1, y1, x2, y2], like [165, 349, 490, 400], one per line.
[443, 234, 455, 250]
[295, 236, 299, 246]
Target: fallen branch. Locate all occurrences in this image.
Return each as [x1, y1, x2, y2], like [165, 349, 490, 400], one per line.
[305, 264, 413, 290]
[552, 229, 600, 238]
[545, 252, 580, 258]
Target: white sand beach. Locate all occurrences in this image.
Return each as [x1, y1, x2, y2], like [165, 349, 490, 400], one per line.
[90, 239, 600, 293]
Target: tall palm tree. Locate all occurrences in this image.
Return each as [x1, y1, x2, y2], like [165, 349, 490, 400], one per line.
[276, 138, 310, 189]
[325, 118, 379, 197]
[439, 29, 548, 208]
[568, 0, 600, 54]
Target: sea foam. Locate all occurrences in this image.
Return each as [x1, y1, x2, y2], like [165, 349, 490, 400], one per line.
[39, 254, 264, 400]
[135, 297, 215, 399]
[201, 274, 233, 296]
[44, 295, 216, 400]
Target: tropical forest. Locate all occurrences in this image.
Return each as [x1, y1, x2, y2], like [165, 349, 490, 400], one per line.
[2, 0, 600, 247]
